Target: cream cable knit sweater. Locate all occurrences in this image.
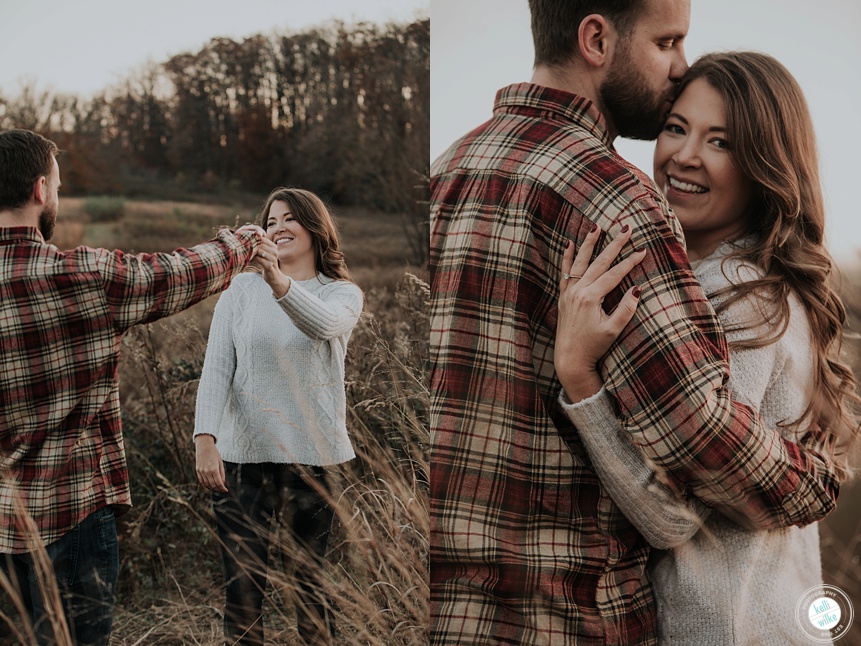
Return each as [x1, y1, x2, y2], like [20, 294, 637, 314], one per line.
[561, 240, 827, 645]
[194, 272, 362, 466]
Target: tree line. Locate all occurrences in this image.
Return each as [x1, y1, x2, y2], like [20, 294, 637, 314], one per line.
[0, 19, 429, 224]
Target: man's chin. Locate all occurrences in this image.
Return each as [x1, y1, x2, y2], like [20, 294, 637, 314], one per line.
[39, 210, 57, 241]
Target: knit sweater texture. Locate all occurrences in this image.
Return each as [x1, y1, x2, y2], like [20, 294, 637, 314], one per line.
[561, 240, 827, 645]
[194, 272, 362, 466]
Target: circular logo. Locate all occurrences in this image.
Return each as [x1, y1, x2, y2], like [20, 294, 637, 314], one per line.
[796, 585, 854, 642]
[809, 596, 841, 629]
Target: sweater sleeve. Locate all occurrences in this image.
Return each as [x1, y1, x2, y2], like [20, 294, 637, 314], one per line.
[275, 279, 363, 340]
[560, 388, 708, 549]
[193, 287, 237, 441]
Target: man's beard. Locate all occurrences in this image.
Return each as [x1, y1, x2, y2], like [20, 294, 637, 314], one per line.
[601, 48, 674, 141]
[39, 201, 57, 241]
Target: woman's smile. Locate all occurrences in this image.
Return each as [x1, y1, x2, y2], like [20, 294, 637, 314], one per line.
[653, 78, 754, 260]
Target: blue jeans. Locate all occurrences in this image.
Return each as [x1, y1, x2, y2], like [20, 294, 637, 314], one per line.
[1, 505, 119, 646]
[213, 463, 334, 646]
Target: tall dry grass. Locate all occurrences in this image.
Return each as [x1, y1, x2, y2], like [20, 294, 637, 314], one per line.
[115, 272, 428, 645]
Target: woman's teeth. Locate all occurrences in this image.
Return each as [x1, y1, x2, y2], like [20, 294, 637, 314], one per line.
[668, 176, 707, 194]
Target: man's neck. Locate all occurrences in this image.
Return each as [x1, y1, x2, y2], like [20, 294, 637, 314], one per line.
[0, 208, 37, 230]
[530, 65, 591, 99]
[530, 64, 617, 140]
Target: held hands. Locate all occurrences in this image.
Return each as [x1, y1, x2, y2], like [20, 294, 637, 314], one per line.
[236, 224, 267, 246]
[554, 224, 646, 403]
[194, 435, 227, 493]
[248, 237, 291, 298]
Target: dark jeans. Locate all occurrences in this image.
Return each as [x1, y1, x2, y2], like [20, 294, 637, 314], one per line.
[1, 505, 119, 646]
[213, 462, 334, 646]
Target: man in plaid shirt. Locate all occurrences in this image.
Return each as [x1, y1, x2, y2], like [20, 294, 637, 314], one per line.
[0, 129, 265, 644]
[430, 1, 838, 644]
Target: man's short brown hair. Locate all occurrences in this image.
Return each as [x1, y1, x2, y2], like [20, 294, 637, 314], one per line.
[0, 129, 58, 211]
[528, 0, 644, 67]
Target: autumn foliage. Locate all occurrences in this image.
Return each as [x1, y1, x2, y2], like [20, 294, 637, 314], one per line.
[0, 19, 429, 221]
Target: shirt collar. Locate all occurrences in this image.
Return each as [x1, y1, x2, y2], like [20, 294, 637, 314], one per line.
[493, 82, 613, 149]
[0, 226, 45, 245]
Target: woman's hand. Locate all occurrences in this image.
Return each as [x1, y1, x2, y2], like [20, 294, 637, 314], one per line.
[555, 224, 646, 403]
[249, 237, 291, 298]
[195, 435, 228, 493]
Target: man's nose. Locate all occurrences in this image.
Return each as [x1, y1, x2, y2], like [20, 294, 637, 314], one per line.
[670, 44, 688, 81]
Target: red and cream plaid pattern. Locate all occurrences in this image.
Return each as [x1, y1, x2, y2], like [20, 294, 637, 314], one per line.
[0, 226, 258, 553]
[429, 83, 838, 645]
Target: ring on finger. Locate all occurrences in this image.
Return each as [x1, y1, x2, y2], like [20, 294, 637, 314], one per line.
[563, 273, 583, 280]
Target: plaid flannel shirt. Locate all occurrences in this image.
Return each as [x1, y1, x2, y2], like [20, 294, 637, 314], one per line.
[429, 83, 838, 645]
[0, 226, 259, 553]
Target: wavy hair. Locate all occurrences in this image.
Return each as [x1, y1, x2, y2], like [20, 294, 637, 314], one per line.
[257, 187, 353, 283]
[679, 51, 860, 476]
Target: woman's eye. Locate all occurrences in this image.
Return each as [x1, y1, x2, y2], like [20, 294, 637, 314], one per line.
[711, 138, 729, 149]
[664, 123, 684, 135]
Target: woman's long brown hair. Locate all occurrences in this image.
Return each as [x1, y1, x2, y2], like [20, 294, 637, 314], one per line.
[678, 51, 860, 477]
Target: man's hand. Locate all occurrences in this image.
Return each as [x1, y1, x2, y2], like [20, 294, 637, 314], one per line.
[235, 224, 267, 253]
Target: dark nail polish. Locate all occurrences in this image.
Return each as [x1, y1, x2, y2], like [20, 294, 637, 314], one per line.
[591, 222, 598, 233]
[621, 224, 630, 233]
[633, 286, 642, 298]
[565, 240, 571, 249]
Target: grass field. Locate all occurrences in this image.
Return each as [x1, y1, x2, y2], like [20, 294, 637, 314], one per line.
[1, 196, 429, 645]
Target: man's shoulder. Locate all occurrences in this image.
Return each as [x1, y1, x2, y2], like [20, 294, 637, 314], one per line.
[431, 120, 492, 178]
[432, 115, 671, 225]
[38, 244, 108, 274]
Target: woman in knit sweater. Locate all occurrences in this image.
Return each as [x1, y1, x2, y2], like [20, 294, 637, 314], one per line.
[193, 187, 362, 645]
[554, 53, 859, 644]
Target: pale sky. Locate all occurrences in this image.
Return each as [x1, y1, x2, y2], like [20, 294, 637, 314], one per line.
[432, 0, 861, 263]
[0, 0, 428, 97]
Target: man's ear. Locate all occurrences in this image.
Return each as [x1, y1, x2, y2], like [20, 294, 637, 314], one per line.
[33, 176, 48, 205]
[578, 14, 616, 68]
